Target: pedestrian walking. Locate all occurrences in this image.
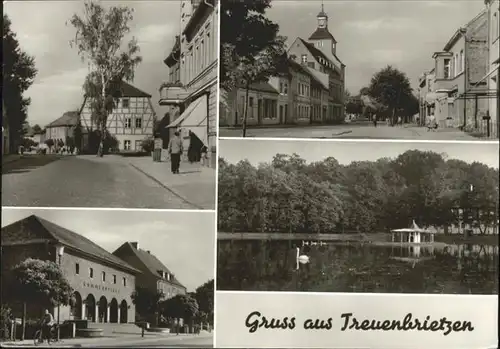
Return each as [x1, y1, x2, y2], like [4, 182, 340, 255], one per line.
[372, 114, 377, 127]
[168, 131, 183, 174]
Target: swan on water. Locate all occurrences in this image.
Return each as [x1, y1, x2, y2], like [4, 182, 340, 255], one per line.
[296, 247, 310, 270]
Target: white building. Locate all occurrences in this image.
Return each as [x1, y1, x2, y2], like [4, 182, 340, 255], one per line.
[80, 81, 155, 152]
[160, 0, 218, 168]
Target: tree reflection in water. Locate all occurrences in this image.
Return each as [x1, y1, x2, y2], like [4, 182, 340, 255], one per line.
[217, 240, 499, 294]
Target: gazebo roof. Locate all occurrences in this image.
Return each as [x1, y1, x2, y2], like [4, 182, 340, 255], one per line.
[391, 220, 433, 233]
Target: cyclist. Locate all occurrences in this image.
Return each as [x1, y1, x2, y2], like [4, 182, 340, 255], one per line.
[40, 309, 55, 343]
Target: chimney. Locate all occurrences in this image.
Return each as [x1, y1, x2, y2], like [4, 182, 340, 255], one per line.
[131, 242, 138, 249]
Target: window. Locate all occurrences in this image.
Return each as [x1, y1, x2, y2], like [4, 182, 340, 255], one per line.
[123, 277, 127, 287]
[89, 268, 94, 278]
[75, 263, 80, 275]
[301, 54, 308, 64]
[460, 50, 464, 73]
[125, 118, 132, 128]
[307, 62, 315, 69]
[102, 271, 106, 282]
[122, 98, 130, 109]
[113, 275, 117, 284]
[124, 140, 131, 150]
[135, 140, 142, 151]
[279, 82, 283, 93]
[135, 118, 142, 128]
[284, 83, 288, 95]
[444, 59, 451, 79]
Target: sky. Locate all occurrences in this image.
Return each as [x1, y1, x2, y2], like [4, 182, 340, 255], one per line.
[1, 209, 215, 292]
[4, 0, 180, 128]
[219, 139, 500, 169]
[266, 0, 486, 94]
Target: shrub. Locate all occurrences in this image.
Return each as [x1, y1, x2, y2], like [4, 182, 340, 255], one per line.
[141, 138, 155, 153]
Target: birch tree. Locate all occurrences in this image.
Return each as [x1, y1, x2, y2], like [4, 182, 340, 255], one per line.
[68, 0, 142, 156]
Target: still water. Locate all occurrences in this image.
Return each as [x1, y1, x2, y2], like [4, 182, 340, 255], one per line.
[217, 240, 499, 294]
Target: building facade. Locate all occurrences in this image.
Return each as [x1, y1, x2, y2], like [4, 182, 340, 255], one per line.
[418, 69, 436, 126]
[485, 0, 499, 137]
[1, 215, 139, 324]
[160, 0, 218, 169]
[219, 3, 345, 128]
[113, 242, 186, 300]
[80, 81, 155, 152]
[428, 10, 489, 130]
[45, 111, 79, 150]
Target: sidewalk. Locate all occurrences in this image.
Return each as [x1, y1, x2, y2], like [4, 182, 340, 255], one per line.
[126, 155, 216, 210]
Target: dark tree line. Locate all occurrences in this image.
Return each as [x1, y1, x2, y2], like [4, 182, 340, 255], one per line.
[218, 151, 499, 234]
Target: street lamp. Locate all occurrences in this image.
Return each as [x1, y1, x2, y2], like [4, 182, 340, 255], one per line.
[55, 244, 65, 341]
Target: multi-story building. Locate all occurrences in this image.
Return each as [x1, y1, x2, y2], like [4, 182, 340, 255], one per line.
[113, 242, 186, 300]
[219, 3, 344, 128]
[430, 10, 489, 129]
[159, 0, 218, 169]
[288, 4, 345, 124]
[45, 111, 79, 149]
[80, 81, 155, 152]
[418, 69, 436, 126]
[1, 215, 139, 324]
[485, 0, 499, 137]
[232, 82, 280, 126]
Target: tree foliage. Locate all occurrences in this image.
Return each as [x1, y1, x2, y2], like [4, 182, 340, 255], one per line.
[68, 0, 142, 154]
[7, 258, 73, 307]
[3, 15, 38, 152]
[131, 286, 165, 320]
[366, 66, 417, 123]
[161, 294, 199, 323]
[218, 151, 499, 234]
[193, 279, 214, 324]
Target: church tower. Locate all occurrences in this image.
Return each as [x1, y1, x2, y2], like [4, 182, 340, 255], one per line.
[308, 1, 338, 57]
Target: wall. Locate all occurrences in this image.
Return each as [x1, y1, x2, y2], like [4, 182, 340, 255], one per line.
[80, 96, 155, 151]
[234, 89, 279, 126]
[1, 244, 136, 323]
[46, 126, 71, 142]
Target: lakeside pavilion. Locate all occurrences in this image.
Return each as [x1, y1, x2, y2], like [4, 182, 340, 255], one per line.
[391, 220, 436, 243]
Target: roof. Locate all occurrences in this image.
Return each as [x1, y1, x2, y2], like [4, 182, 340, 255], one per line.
[443, 9, 486, 51]
[46, 111, 79, 128]
[298, 38, 344, 73]
[114, 242, 186, 289]
[1, 215, 140, 274]
[308, 27, 336, 42]
[119, 81, 152, 98]
[391, 220, 433, 233]
[288, 60, 328, 90]
[238, 81, 279, 94]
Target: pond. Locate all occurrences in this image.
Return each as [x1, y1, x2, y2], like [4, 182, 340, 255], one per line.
[217, 239, 499, 294]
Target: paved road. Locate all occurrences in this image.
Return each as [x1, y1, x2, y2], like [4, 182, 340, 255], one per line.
[2, 155, 194, 209]
[1, 334, 213, 348]
[219, 124, 479, 140]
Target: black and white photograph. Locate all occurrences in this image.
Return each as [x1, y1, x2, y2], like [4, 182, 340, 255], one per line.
[219, 0, 499, 140]
[1, 208, 214, 348]
[217, 139, 499, 294]
[2, 0, 218, 209]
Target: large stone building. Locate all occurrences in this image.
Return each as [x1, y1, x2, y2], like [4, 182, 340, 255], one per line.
[160, 0, 218, 169]
[1, 215, 139, 324]
[113, 242, 186, 299]
[80, 81, 156, 152]
[422, 10, 489, 131]
[219, 3, 345, 127]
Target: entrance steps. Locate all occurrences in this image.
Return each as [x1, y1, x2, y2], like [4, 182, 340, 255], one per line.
[88, 322, 142, 336]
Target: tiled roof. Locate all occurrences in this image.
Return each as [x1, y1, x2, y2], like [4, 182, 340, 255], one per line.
[119, 81, 152, 98]
[288, 59, 326, 89]
[299, 38, 344, 72]
[115, 242, 186, 289]
[308, 27, 336, 42]
[237, 81, 279, 94]
[46, 111, 79, 128]
[1, 215, 140, 274]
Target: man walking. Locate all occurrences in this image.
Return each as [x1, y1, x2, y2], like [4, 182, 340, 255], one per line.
[168, 130, 183, 174]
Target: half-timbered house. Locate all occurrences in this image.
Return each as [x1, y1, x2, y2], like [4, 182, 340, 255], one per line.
[80, 81, 156, 152]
